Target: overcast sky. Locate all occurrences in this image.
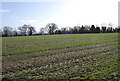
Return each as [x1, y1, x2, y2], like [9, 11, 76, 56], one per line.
[1, 0, 119, 31]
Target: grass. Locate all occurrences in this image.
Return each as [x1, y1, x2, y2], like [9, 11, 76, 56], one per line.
[2, 33, 119, 80]
[2, 33, 118, 55]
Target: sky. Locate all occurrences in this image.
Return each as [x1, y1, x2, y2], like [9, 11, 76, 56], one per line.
[1, 0, 119, 32]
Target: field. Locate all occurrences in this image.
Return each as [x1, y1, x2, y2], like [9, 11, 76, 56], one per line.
[2, 33, 120, 80]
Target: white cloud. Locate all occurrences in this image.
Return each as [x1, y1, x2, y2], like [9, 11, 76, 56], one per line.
[20, 19, 38, 23]
[0, 9, 9, 13]
[20, 19, 42, 32]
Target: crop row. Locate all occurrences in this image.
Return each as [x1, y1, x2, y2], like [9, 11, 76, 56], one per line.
[2, 42, 118, 78]
[3, 50, 118, 80]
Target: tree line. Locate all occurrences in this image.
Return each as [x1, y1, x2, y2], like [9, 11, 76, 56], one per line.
[1, 23, 120, 37]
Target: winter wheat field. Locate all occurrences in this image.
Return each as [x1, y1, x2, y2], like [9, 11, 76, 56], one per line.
[2, 33, 120, 80]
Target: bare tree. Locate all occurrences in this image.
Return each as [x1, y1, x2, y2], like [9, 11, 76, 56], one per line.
[0, 29, 2, 37]
[45, 23, 58, 34]
[18, 24, 28, 36]
[12, 30, 18, 36]
[73, 26, 80, 34]
[27, 25, 36, 35]
[18, 24, 36, 36]
[101, 26, 107, 33]
[40, 28, 45, 35]
[3, 26, 13, 37]
[61, 27, 67, 34]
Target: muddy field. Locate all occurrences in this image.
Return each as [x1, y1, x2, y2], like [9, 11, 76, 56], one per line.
[2, 33, 119, 80]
